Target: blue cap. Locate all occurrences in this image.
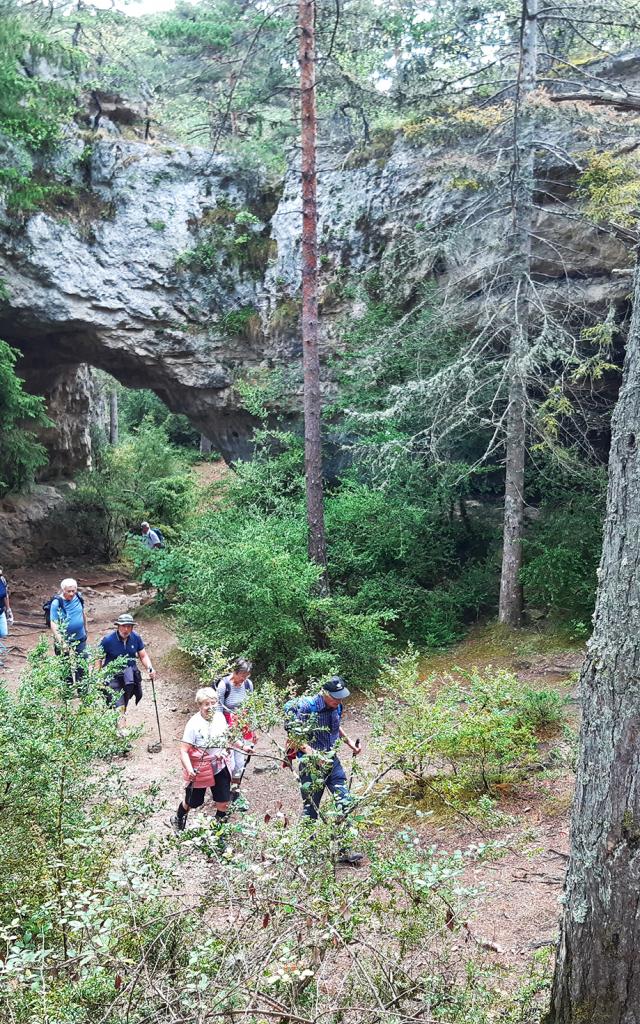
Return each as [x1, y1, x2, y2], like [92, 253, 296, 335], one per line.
[322, 675, 350, 700]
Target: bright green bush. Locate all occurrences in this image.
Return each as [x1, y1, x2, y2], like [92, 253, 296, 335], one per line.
[65, 419, 195, 559]
[521, 465, 606, 628]
[378, 651, 566, 806]
[0, 339, 49, 495]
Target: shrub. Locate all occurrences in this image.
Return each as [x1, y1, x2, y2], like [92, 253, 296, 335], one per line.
[0, 340, 49, 496]
[521, 467, 606, 628]
[65, 420, 195, 559]
[378, 651, 566, 806]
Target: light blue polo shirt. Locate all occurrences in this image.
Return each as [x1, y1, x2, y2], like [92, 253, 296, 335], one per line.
[50, 594, 86, 642]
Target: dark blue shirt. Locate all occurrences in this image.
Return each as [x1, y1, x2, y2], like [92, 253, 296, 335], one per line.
[99, 629, 145, 668]
[287, 694, 343, 752]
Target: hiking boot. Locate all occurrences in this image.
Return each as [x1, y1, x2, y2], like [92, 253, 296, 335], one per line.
[170, 814, 186, 833]
[337, 850, 364, 866]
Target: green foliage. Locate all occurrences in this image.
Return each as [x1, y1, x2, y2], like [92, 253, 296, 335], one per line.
[66, 419, 196, 559]
[0, 340, 49, 496]
[576, 150, 640, 226]
[378, 652, 566, 807]
[176, 205, 271, 277]
[118, 386, 200, 448]
[0, 10, 80, 212]
[521, 463, 606, 628]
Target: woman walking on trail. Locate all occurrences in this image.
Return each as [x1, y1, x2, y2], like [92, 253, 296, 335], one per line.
[217, 659, 256, 801]
[171, 687, 252, 835]
[0, 567, 13, 666]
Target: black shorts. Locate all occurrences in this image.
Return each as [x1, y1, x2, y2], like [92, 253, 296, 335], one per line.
[186, 767, 231, 807]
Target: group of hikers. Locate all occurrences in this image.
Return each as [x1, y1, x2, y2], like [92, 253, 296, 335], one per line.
[2, 564, 365, 865]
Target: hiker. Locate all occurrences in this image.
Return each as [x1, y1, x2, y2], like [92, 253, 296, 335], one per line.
[49, 578, 89, 682]
[96, 613, 156, 732]
[0, 567, 13, 639]
[217, 659, 256, 800]
[141, 521, 162, 549]
[171, 687, 253, 834]
[284, 675, 363, 864]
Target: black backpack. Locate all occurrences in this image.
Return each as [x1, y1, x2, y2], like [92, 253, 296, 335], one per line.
[43, 591, 84, 627]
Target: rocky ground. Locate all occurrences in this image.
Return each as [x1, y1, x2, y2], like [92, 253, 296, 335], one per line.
[1, 563, 583, 970]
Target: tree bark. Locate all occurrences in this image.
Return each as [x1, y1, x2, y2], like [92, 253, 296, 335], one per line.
[498, 0, 538, 627]
[200, 434, 212, 455]
[108, 386, 118, 446]
[548, 259, 640, 1023]
[298, 0, 328, 581]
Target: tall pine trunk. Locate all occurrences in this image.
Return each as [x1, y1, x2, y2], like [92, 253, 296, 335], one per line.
[548, 260, 640, 1020]
[298, 0, 328, 579]
[498, 0, 538, 627]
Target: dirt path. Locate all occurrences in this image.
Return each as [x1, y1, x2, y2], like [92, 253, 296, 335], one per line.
[1, 563, 581, 967]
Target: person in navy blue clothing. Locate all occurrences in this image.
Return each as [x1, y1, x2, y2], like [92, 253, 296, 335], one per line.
[285, 676, 363, 864]
[96, 613, 156, 732]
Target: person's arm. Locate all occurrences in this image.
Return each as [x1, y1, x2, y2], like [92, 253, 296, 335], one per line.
[137, 645, 156, 678]
[148, 530, 161, 549]
[5, 584, 12, 624]
[50, 599, 64, 648]
[82, 602, 88, 637]
[339, 726, 361, 754]
[180, 740, 196, 779]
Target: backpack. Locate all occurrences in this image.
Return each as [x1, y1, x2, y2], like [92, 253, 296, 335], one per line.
[152, 527, 165, 547]
[43, 591, 84, 627]
[0, 576, 7, 613]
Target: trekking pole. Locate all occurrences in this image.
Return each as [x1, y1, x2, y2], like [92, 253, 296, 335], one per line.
[347, 738, 361, 789]
[147, 674, 163, 753]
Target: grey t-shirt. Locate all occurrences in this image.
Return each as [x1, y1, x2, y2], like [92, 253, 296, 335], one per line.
[217, 675, 254, 713]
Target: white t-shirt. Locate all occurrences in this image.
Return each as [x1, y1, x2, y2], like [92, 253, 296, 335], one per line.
[182, 710, 229, 773]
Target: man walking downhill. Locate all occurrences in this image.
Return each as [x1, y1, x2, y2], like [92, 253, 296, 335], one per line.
[49, 578, 88, 685]
[285, 675, 363, 864]
[96, 613, 156, 734]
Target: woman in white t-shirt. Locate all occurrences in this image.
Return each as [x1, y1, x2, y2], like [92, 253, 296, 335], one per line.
[171, 687, 251, 833]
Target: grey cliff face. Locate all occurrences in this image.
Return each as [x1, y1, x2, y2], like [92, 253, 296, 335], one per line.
[0, 96, 636, 475]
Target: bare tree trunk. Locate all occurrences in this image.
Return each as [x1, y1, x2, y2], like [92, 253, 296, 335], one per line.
[548, 260, 640, 1022]
[200, 434, 212, 455]
[498, 0, 538, 627]
[298, 0, 328, 581]
[108, 386, 118, 446]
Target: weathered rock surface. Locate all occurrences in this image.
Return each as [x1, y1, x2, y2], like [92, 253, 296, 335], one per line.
[0, 485, 68, 566]
[1, 56, 639, 473]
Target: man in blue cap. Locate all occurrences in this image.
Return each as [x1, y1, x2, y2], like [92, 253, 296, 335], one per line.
[285, 675, 363, 864]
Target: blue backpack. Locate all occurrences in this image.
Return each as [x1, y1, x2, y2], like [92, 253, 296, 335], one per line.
[0, 576, 7, 613]
[43, 592, 84, 627]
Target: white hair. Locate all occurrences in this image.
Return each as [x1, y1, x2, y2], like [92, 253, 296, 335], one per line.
[60, 578, 78, 590]
[141, 521, 150, 529]
[195, 686, 218, 705]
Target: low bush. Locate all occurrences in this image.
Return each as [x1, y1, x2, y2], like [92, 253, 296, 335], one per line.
[377, 651, 566, 807]
[521, 466, 606, 628]
[65, 419, 196, 559]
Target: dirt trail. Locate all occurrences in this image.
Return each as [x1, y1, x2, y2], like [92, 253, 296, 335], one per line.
[1, 562, 580, 965]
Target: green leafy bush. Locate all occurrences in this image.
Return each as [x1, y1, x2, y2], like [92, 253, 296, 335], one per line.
[378, 651, 566, 806]
[0, 340, 49, 496]
[65, 419, 196, 559]
[119, 387, 200, 448]
[521, 465, 606, 628]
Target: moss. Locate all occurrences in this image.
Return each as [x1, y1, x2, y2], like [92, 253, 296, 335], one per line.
[220, 306, 262, 340]
[269, 298, 301, 334]
[343, 128, 397, 169]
